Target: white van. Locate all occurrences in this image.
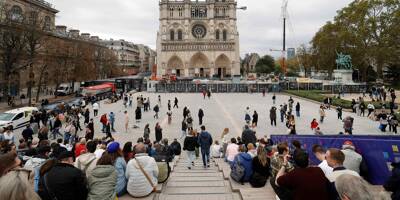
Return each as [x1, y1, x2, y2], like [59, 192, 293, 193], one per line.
[0, 107, 39, 130]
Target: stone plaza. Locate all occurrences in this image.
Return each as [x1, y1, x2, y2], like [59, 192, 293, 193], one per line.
[13, 92, 384, 143]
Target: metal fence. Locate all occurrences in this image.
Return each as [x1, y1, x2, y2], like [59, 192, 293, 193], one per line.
[154, 82, 367, 93]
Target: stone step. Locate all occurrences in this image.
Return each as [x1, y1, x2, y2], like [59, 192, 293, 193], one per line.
[164, 186, 230, 194]
[167, 180, 226, 187]
[171, 172, 222, 177]
[174, 166, 218, 171]
[169, 176, 223, 182]
[157, 194, 240, 200]
[119, 193, 155, 200]
[173, 169, 220, 173]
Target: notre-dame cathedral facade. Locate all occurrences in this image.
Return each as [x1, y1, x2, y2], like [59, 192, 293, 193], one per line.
[156, 0, 241, 78]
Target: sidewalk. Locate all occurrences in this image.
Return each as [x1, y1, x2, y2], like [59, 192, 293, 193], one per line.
[0, 94, 75, 113]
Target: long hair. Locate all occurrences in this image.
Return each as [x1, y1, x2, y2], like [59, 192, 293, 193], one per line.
[108, 149, 123, 165]
[257, 146, 268, 167]
[221, 128, 229, 139]
[0, 170, 40, 200]
[0, 151, 18, 177]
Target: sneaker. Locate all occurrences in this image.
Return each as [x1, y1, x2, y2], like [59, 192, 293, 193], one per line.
[192, 162, 195, 166]
[188, 167, 191, 170]
[207, 164, 210, 168]
[203, 165, 207, 168]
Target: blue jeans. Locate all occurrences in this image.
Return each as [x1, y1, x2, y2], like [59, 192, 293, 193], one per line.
[52, 128, 62, 140]
[64, 132, 71, 144]
[201, 148, 210, 167]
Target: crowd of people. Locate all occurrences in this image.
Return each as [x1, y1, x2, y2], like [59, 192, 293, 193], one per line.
[0, 88, 399, 200]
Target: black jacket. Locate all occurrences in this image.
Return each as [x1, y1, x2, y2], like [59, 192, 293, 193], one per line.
[384, 162, 400, 200]
[241, 128, 256, 146]
[198, 109, 204, 118]
[170, 141, 182, 155]
[39, 162, 88, 200]
[183, 136, 198, 151]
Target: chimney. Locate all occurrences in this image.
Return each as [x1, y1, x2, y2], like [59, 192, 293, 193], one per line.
[55, 25, 67, 35]
[90, 36, 99, 42]
[69, 29, 80, 38]
[81, 33, 90, 40]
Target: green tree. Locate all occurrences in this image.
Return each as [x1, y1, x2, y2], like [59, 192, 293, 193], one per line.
[255, 55, 275, 74]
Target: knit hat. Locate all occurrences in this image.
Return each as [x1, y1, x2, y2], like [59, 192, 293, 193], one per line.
[342, 140, 355, 150]
[107, 142, 120, 153]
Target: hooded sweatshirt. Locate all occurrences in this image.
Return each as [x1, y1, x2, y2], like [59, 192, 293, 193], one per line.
[74, 153, 98, 177]
[87, 165, 117, 200]
[231, 152, 253, 182]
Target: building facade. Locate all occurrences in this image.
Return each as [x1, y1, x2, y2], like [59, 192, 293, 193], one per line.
[242, 53, 260, 74]
[156, 0, 241, 78]
[103, 39, 141, 75]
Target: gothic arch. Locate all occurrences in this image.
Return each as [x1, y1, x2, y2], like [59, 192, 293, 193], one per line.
[190, 52, 209, 68]
[167, 55, 184, 69]
[215, 54, 230, 68]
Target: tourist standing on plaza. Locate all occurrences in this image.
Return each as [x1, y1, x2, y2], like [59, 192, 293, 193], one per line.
[272, 94, 276, 104]
[186, 113, 194, 131]
[100, 114, 108, 133]
[380, 114, 389, 132]
[295, 102, 301, 117]
[319, 105, 326, 123]
[336, 106, 343, 120]
[183, 130, 198, 169]
[22, 125, 34, 142]
[153, 104, 160, 119]
[198, 108, 204, 125]
[207, 89, 212, 99]
[158, 95, 161, 107]
[183, 106, 188, 119]
[167, 110, 172, 124]
[198, 125, 213, 168]
[245, 107, 251, 124]
[310, 118, 319, 131]
[342, 116, 354, 134]
[143, 124, 150, 140]
[155, 123, 163, 143]
[84, 108, 90, 124]
[123, 94, 128, 108]
[52, 116, 63, 140]
[389, 114, 398, 134]
[167, 100, 171, 111]
[129, 94, 133, 107]
[173, 97, 179, 108]
[93, 102, 99, 117]
[252, 111, 258, 127]
[270, 106, 277, 126]
[242, 125, 256, 147]
[135, 107, 142, 123]
[202, 90, 207, 99]
[109, 112, 116, 132]
[279, 105, 285, 123]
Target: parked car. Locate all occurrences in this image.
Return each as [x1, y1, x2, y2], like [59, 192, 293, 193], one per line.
[0, 107, 38, 130]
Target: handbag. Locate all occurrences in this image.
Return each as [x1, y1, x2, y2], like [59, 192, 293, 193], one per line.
[230, 157, 245, 183]
[134, 158, 156, 192]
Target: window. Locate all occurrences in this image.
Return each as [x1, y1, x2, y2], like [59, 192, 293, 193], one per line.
[43, 16, 51, 30]
[170, 8, 174, 17]
[223, 30, 227, 41]
[13, 113, 24, 121]
[177, 30, 183, 40]
[170, 30, 175, 41]
[178, 7, 183, 17]
[29, 11, 38, 24]
[216, 30, 220, 40]
[10, 5, 23, 22]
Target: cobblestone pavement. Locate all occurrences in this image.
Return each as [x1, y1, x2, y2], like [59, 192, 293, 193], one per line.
[11, 92, 389, 144]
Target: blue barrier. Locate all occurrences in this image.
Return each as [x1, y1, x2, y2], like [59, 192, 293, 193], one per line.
[271, 135, 400, 185]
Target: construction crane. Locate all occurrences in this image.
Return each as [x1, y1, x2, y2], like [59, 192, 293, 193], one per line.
[270, 0, 288, 76]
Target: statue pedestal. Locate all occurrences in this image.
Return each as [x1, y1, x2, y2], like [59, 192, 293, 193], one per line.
[333, 69, 353, 83]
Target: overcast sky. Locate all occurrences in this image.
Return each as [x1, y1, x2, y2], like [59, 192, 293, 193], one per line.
[47, 0, 352, 57]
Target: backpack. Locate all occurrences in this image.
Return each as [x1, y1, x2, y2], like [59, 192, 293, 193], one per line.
[156, 161, 171, 183]
[230, 156, 245, 183]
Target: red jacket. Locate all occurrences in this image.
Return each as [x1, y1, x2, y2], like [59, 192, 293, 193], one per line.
[311, 121, 319, 129]
[75, 144, 87, 157]
[100, 114, 108, 125]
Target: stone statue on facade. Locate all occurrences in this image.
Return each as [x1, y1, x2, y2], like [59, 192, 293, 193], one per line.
[335, 52, 353, 70]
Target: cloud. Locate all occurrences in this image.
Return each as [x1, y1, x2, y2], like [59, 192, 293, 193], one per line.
[48, 0, 352, 58]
